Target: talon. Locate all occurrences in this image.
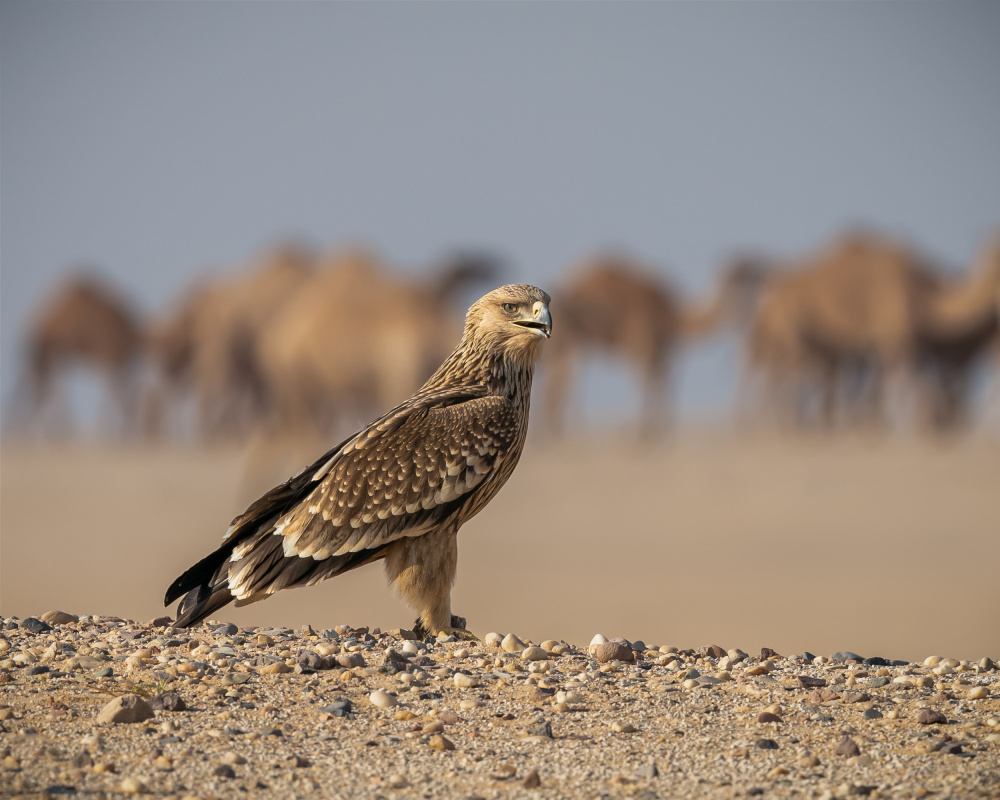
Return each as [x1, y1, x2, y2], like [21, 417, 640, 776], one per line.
[435, 627, 479, 642]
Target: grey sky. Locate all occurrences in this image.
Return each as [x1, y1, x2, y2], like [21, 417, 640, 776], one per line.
[2, 1, 999, 422]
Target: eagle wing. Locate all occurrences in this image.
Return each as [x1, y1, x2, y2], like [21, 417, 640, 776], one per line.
[165, 384, 520, 616]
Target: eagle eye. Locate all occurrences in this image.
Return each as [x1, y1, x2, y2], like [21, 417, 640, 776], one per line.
[502, 302, 519, 314]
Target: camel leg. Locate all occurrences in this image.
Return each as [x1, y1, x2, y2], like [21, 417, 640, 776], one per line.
[384, 527, 465, 638]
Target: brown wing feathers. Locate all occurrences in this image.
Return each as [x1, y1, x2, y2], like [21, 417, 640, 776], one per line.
[166, 385, 503, 627]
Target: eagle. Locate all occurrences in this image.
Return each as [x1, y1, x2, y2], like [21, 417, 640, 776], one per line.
[164, 284, 551, 637]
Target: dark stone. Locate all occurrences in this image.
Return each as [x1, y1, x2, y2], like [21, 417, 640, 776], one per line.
[869, 677, 890, 688]
[890, 660, 909, 667]
[809, 689, 840, 704]
[526, 720, 553, 738]
[318, 699, 352, 717]
[939, 741, 963, 755]
[150, 692, 186, 712]
[760, 647, 781, 660]
[214, 623, 240, 636]
[25, 666, 50, 676]
[748, 790, 765, 797]
[835, 736, 861, 757]
[418, 692, 443, 701]
[259, 727, 283, 737]
[41, 786, 76, 796]
[797, 675, 827, 688]
[335, 652, 365, 669]
[593, 642, 634, 664]
[705, 645, 727, 659]
[19, 618, 52, 634]
[213, 764, 236, 778]
[522, 769, 541, 788]
[862, 708, 883, 720]
[802, 651, 816, 662]
[251, 655, 282, 667]
[917, 708, 948, 725]
[757, 712, 782, 723]
[831, 651, 864, 663]
[384, 649, 410, 668]
[120, 631, 145, 642]
[755, 738, 779, 750]
[148, 616, 173, 628]
[296, 650, 326, 671]
[849, 786, 877, 796]
[94, 667, 113, 678]
[862, 657, 889, 667]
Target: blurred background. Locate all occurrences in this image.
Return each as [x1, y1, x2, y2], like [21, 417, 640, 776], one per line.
[2, 2, 998, 660]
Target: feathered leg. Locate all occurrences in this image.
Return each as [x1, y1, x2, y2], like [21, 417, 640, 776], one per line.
[384, 526, 471, 638]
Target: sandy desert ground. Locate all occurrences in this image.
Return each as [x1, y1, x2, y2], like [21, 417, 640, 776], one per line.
[2, 432, 997, 664]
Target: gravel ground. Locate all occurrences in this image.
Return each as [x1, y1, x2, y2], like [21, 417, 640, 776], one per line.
[1, 612, 997, 800]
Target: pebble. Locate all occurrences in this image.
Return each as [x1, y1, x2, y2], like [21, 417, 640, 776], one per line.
[863, 708, 883, 720]
[831, 651, 864, 663]
[454, 672, 479, 689]
[757, 712, 782, 723]
[428, 734, 455, 751]
[755, 738, 779, 750]
[593, 642, 634, 664]
[97, 694, 154, 724]
[502, 633, 527, 653]
[969, 686, 989, 700]
[611, 721, 637, 733]
[40, 610, 78, 625]
[917, 708, 948, 724]
[522, 646, 548, 661]
[369, 689, 397, 709]
[119, 777, 147, 793]
[835, 736, 861, 757]
[484, 632, 505, 647]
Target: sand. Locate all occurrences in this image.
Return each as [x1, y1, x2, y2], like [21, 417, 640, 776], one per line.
[2, 433, 998, 663]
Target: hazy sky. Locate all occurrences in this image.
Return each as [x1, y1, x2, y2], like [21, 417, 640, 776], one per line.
[2, 1, 999, 422]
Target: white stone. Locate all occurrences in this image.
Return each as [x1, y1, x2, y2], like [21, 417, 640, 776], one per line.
[590, 634, 609, 651]
[923, 655, 943, 667]
[454, 672, 479, 689]
[369, 689, 398, 709]
[484, 632, 505, 647]
[556, 691, 584, 704]
[501, 633, 526, 653]
[521, 647, 548, 661]
[969, 686, 989, 700]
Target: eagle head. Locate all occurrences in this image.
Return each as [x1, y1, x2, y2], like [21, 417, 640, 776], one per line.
[464, 284, 551, 357]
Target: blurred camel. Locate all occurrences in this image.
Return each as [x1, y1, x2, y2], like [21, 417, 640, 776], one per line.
[254, 247, 500, 436]
[8, 272, 144, 437]
[742, 233, 939, 428]
[145, 241, 315, 439]
[542, 252, 767, 435]
[742, 231, 999, 431]
[912, 233, 1000, 428]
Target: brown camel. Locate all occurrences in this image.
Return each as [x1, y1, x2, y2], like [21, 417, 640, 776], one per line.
[740, 232, 938, 428]
[254, 247, 500, 437]
[10, 272, 144, 437]
[146, 241, 315, 439]
[741, 230, 1000, 431]
[542, 252, 767, 435]
[911, 233, 1000, 428]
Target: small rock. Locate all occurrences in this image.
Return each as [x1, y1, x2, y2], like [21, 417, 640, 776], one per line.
[223, 672, 251, 686]
[589, 634, 608, 650]
[97, 694, 154, 724]
[221, 751, 247, 765]
[831, 651, 864, 663]
[318, 699, 352, 717]
[149, 692, 186, 712]
[369, 690, 397, 709]
[634, 762, 659, 779]
[522, 768, 541, 788]
[213, 764, 236, 778]
[147, 616, 173, 628]
[760, 647, 781, 660]
[484, 632, 504, 647]
[502, 633, 527, 653]
[705, 645, 727, 659]
[611, 721, 637, 733]
[120, 777, 147, 793]
[755, 738, 779, 750]
[19, 618, 52, 634]
[939, 741, 963, 755]
[799, 755, 821, 768]
[757, 712, 782, 723]
[454, 672, 479, 689]
[40, 611, 78, 625]
[917, 708, 947, 725]
[835, 736, 861, 757]
[969, 686, 989, 700]
[428, 734, 455, 751]
[593, 642, 634, 664]
[521, 646, 548, 661]
[862, 708, 883, 720]
[336, 652, 365, 669]
[797, 675, 827, 688]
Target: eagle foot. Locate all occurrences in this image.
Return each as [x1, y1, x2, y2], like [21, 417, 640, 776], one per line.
[412, 615, 477, 641]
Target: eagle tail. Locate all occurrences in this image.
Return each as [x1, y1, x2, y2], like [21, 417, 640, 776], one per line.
[164, 543, 236, 628]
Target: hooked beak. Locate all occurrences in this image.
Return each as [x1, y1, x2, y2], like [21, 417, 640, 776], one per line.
[513, 301, 552, 338]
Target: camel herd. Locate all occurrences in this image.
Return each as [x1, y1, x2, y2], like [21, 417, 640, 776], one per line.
[8, 229, 1000, 440]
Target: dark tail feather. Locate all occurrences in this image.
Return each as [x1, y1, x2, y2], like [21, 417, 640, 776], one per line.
[164, 544, 234, 628]
[173, 582, 235, 628]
